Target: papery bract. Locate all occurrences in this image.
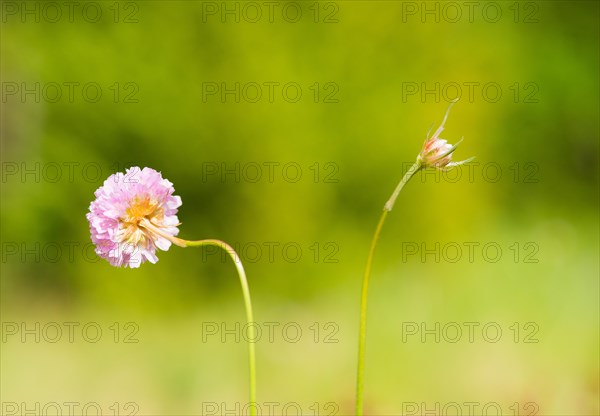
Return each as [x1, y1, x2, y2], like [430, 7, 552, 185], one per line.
[417, 100, 472, 169]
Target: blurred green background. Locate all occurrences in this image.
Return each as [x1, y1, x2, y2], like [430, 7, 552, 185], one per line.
[1, 1, 598, 414]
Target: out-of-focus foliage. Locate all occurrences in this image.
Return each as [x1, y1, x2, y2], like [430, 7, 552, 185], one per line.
[1, 1, 598, 414]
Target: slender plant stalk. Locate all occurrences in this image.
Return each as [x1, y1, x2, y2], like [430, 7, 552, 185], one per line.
[173, 237, 257, 416]
[356, 161, 421, 416]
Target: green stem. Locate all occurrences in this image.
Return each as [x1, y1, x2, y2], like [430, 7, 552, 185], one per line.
[182, 238, 257, 416]
[356, 160, 421, 416]
[138, 220, 257, 411]
[355, 209, 388, 416]
[384, 161, 422, 212]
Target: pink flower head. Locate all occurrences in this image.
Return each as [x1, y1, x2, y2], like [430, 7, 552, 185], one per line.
[87, 167, 182, 268]
[418, 100, 473, 169]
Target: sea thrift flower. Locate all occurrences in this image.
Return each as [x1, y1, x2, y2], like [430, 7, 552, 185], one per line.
[86, 166, 182, 268]
[417, 99, 473, 169]
[384, 100, 473, 212]
[357, 101, 474, 416]
[87, 166, 258, 414]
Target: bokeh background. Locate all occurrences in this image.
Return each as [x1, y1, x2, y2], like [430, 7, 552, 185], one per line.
[1, 1, 598, 414]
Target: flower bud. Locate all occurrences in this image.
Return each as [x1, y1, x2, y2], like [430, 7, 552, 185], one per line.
[417, 100, 473, 169]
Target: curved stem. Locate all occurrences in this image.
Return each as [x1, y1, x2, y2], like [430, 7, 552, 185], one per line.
[356, 161, 421, 416]
[384, 161, 422, 212]
[173, 236, 257, 416]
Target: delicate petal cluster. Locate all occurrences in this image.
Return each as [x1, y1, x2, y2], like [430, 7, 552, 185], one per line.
[417, 100, 473, 169]
[87, 167, 182, 268]
[419, 137, 456, 168]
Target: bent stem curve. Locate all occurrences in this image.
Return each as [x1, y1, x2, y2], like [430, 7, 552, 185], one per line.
[356, 161, 421, 416]
[170, 235, 257, 416]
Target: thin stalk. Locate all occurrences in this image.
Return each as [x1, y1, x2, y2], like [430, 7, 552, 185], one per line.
[356, 161, 421, 416]
[172, 236, 257, 416]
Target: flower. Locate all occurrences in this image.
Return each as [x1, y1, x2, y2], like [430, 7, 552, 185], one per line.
[87, 167, 182, 268]
[417, 100, 474, 169]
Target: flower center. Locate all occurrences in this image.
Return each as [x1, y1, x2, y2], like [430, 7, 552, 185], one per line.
[116, 197, 168, 247]
[125, 197, 164, 226]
